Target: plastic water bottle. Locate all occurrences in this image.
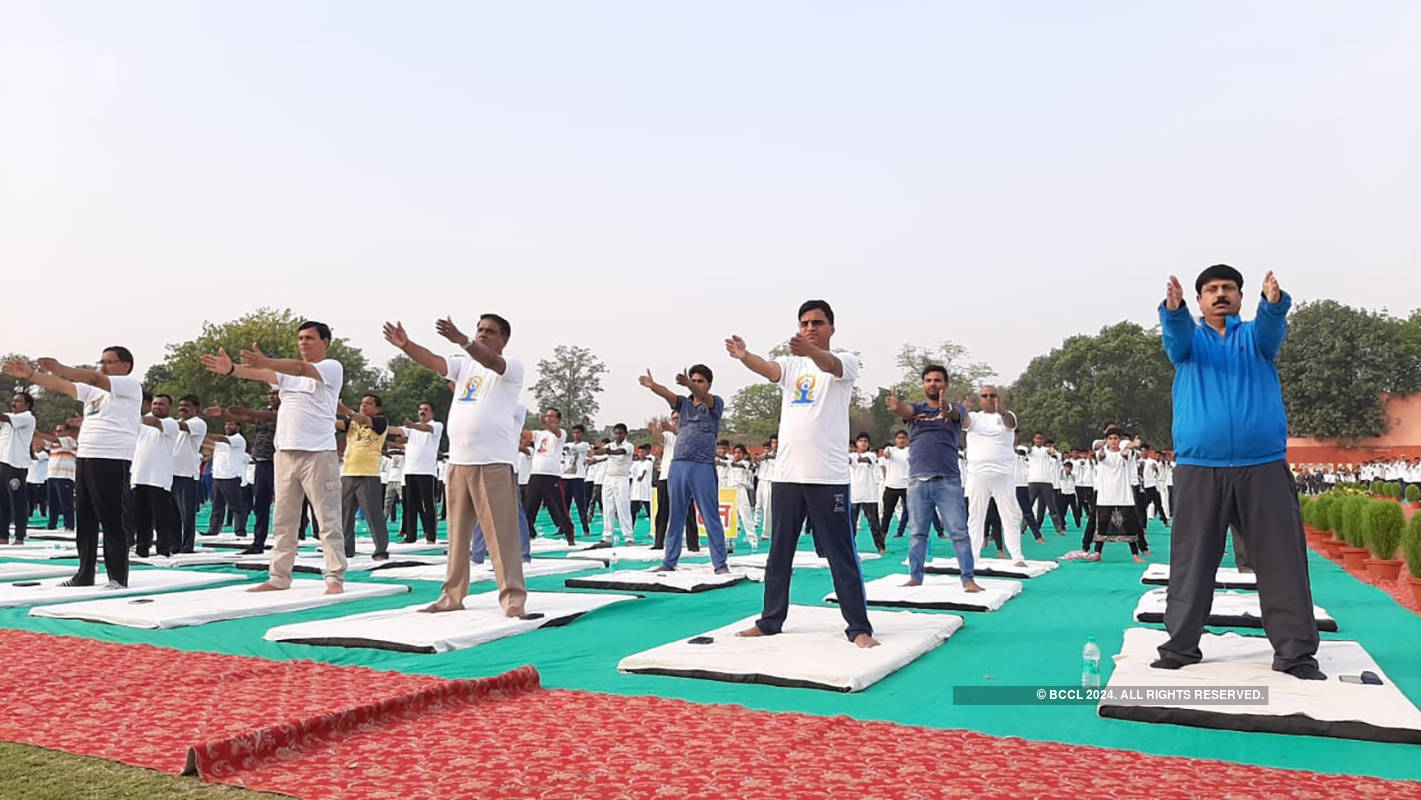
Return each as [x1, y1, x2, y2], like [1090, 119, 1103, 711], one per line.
[1082, 637, 1102, 688]
[608, 549, 619, 572]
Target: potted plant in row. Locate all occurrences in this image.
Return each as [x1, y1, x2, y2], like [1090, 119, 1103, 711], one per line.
[1408, 483, 1420, 509]
[1363, 499, 1405, 582]
[1321, 496, 1348, 559]
[1339, 496, 1372, 572]
[1404, 513, 1421, 607]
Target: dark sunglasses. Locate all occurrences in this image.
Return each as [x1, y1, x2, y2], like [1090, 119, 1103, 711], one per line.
[980, 393, 998, 398]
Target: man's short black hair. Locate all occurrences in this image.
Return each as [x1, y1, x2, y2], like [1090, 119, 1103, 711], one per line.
[798, 299, 834, 325]
[1195, 264, 1244, 295]
[572, 424, 585, 433]
[921, 364, 948, 381]
[717, 439, 730, 446]
[362, 393, 383, 408]
[13, 392, 34, 410]
[480, 313, 511, 339]
[180, 394, 200, 407]
[895, 429, 907, 437]
[419, 400, 435, 411]
[856, 431, 871, 441]
[142, 389, 153, 402]
[104, 346, 134, 369]
[1104, 425, 1126, 438]
[154, 394, 172, 405]
[613, 423, 627, 433]
[299, 320, 332, 341]
[688, 364, 713, 385]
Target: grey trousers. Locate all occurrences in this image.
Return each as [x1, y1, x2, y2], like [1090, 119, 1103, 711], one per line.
[342, 475, 388, 558]
[1159, 460, 1318, 671]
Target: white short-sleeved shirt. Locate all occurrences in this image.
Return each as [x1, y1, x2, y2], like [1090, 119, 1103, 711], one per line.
[1, 410, 36, 468]
[27, 452, 47, 483]
[47, 437, 77, 481]
[757, 453, 777, 483]
[562, 441, 590, 479]
[530, 429, 566, 476]
[1094, 448, 1135, 506]
[275, 359, 343, 452]
[1026, 446, 1056, 483]
[132, 417, 181, 489]
[74, 376, 142, 461]
[882, 446, 910, 489]
[518, 452, 532, 484]
[172, 416, 207, 478]
[632, 460, 654, 501]
[601, 440, 634, 479]
[658, 432, 676, 480]
[773, 352, 860, 485]
[442, 353, 525, 467]
[402, 421, 444, 475]
[849, 451, 878, 500]
[725, 458, 754, 490]
[212, 432, 248, 480]
[965, 412, 1016, 475]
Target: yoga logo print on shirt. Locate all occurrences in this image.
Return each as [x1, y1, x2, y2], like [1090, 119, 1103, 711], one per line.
[85, 395, 105, 416]
[790, 374, 819, 405]
[457, 374, 485, 403]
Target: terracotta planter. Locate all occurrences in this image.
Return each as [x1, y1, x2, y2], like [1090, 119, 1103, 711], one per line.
[1409, 576, 1421, 608]
[1340, 546, 1370, 572]
[1364, 558, 1404, 582]
[1411, 501, 1420, 509]
[1321, 539, 1346, 559]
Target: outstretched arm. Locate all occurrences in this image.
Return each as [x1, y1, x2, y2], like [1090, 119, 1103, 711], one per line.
[1159, 275, 1195, 365]
[788, 333, 843, 378]
[3, 360, 79, 399]
[1253, 270, 1290, 360]
[725, 335, 782, 382]
[200, 348, 279, 385]
[434, 317, 508, 375]
[883, 390, 914, 420]
[383, 321, 449, 377]
[638, 370, 679, 410]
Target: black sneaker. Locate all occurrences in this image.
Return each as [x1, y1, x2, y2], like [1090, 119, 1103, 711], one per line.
[238, 545, 264, 555]
[58, 578, 94, 588]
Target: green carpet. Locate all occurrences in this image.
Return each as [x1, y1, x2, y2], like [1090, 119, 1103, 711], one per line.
[8, 505, 1421, 782]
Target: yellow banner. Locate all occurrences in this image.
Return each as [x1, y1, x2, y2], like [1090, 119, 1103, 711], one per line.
[650, 487, 740, 536]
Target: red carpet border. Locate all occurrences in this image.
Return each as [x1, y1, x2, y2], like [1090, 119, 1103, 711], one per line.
[1, 630, 1419, 799]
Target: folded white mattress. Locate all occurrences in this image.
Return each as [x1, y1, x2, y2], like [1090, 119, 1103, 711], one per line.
[131, 552, 247, 567]
[832, 574, 1022, 612]
[618, 605, 963, 692]
[235, 555, 446, 574]
[1132, 588, 1337, 632]
[0, 569, 244, 608]
[1140, 563, 1257, 589]
[727, 551, 881, 570]
[908, 557, 1058, 578]
[373, 559, 605, 582]
[2, 546, 81, 560]
[570, 546, 710, 563]
[264, 590, 637, 653]
[530, 538, 598, 554]
[1101, 627, 1421, 743]
[29, 579, 410, 628]
[0, 563, 73, 581]
[565, 567, 747, 593]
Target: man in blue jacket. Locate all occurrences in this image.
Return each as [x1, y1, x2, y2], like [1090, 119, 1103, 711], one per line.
[1152, 264, 1323, 680]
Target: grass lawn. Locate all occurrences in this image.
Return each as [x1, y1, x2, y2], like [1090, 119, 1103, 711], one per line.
[0, 742, 283, 800]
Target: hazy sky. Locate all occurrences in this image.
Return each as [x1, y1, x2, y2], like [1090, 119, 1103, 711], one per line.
[4, 2, 1419, 425]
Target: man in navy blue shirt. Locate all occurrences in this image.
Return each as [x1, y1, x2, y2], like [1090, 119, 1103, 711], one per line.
[1153, 265, 1323, 680]
[639, 366, 730, 573]
[885, 365, 982, 590]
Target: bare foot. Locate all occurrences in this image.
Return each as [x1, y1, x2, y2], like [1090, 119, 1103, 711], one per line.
[505, 607, 526, 618]
[419, 600, 463, 613]
[324, 583, 344, 595]
[1014, 560, 1028, 568]
[901, 579, 921, 587]
[853, 633, 881, 648]
[1133, 555, 1145, 563]
[963, 581, 984, 593]
[648, 564, 673, 573]
[735, 625, 767, 638]
[247, 582, 284, 593]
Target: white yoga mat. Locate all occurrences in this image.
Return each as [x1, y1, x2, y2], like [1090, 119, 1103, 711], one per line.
[618, 605, 963, 692]
[372, 559, 606, 582]
[832, 574, 1022, 612]
[727, 551, 882, 570]
[0, 569, 245, 608]
[22, 531, 76, 542]
[1101, 627, 1421, 743]
[530, 538, 598, 554]
[263, 590, 637, 653]
[570, 546, 711, 563]
[0, 563, 73, 581]
[131, 552, 248, 567]
[907, 557, 1058, 578]
[1, 546, 81, 560]
[29, 579, 411, 629]
[235, 555, 447, 574]
[1132, 588, 1337, 632]
[1140, 563, 1258, 589]
[565, 567, 747, 593]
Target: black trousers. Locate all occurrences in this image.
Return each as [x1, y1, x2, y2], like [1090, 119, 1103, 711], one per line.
[757, 483, 871, 641]
[252, 460, 275, 543]
[171, 476, 199, 552]
[880, 487, 909, 537]
[402, 473, 438, 542]
[1015, 486, 1037, 536]
[561, 477, 591, 534]
[1027, 482, 1064, 533]
[47, 477, 75, 530]
[133, 484, 180, 557]
[1143, 486, 1169, 523]
[984, 498, 1004, 552]
[207, 477, 250, 535]
[525, 474, 574, 543]
[27, 482, 47, 518]
[589, 482, 604, 516]
[74, 458, 130, 586]
[851, 502, 884, 551]
[1089, 505, 1143, 555]
[0, 463, 28, 541]
[1057, 492, 1081, 528]
[1158, 461, 1319, 671]
[1077, 486, 1095, 516]
[630, 499, 649, 523]
[652, 478, 699, 550]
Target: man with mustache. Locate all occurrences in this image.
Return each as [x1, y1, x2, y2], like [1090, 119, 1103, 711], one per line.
[1153, 265, 1323, 680]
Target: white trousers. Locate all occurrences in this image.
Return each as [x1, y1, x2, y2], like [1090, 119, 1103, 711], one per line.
[755, 480, 773, 539]
[966, 471, 1024, 561]
[733, 486, 758, 546]
[602, 478, 635, 542]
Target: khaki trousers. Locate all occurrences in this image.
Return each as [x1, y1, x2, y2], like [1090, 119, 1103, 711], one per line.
[443, 463, 526, 612]
[268, 449, 346, 588]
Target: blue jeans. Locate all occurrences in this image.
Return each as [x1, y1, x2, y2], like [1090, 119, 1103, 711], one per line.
[907, 476, 974, 585]
[661, 461, 727, 570]
[473, 499, 531, 564]
[756, 482, 872, 641]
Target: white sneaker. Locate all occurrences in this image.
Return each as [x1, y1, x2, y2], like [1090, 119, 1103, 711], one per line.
[103, 579, 126, 590]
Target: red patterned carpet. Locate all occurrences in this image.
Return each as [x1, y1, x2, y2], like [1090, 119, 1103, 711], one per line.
[1, 630, 1419, 800]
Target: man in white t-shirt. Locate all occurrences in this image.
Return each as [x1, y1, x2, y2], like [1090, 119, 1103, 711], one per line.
[648, 412, 697, 550]
[131, 392, 182, 558]
[201, 321, 347, 593]
[26, 447, 48, 523]
[5, 347, 142, 586]
[522, 408, 576, 544]
[878, 430, 910, 540]
[35, 422, 77, 531]
[726, 299, 877, 648]
[383, 315, 528, 615]
[630, 444, 654, 524]
[848, 433, 884, 553]
[727, 443, 758, 549]
[592, 423, 637, 544]
[753, 435, 778, 541]
[399, 401, 444, 544]
[963, 386, 1026, 565]
[561, 425, 593, 537]
[204, 420, 250, 537]
[170, 394, 208, 552]
[0, 391, 37, 543]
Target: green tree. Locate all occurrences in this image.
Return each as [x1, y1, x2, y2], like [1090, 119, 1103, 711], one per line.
[381, 354, 453, 423]
[893, 341, 995, 400]
[143, 308, 383, 414]
[1006, 321, 1174, 449]
[725, 382, 781, 440]
[530, 345, 607, 429]
[1276, 301, 1421, 440]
